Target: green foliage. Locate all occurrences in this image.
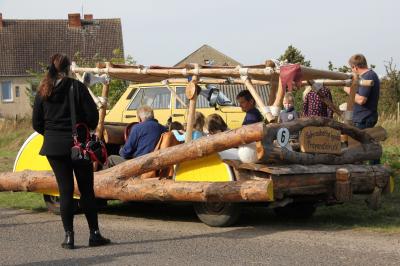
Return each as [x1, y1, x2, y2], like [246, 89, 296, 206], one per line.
[327, 60, 351, 73]
[379, 58, 400, 114]
[25, 49, 136, 108]
[279, 45, 311, 67]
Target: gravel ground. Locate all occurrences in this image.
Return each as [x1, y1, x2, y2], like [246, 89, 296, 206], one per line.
[1, 205, 399, 266]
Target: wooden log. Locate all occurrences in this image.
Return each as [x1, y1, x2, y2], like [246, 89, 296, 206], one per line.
[0, 171, 273, 202]
[95, 67, 110, 141]
[262, 142, 382, 165]
[272, 78, 284, 109]
[166, 78, 373, 88]
[262, 117, 375, 146]
[346, 126, 387, 148]
[344, 73, 359, 125]
[363, 126, 387, 141]
[334, 168, 352, 201]
[71, 65, 351, 83]
[103, 124, 125, 144]
[100, 122, 264, 179]
[185, 76, 198, 142]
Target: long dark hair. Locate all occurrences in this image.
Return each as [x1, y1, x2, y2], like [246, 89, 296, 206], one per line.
[38, 53, 71, 99]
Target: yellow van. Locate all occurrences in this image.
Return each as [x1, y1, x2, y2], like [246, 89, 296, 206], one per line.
[105, 82, 270, 129]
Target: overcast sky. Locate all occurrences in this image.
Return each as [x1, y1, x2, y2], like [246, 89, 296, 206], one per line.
[1, 0, 399, 75]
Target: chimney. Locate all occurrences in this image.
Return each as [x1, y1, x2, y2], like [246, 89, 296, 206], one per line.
[84, 14, 93, 20]
[0, 13, 3, 29]
[68, 13, 81, 28]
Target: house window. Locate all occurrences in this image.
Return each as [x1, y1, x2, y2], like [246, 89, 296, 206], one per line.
[1, 81, 13, 102]
[15, 86, 20, 97]
[204, 59, 214, 66]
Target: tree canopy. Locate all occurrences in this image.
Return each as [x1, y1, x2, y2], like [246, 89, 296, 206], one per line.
[278, 45, 311, 67]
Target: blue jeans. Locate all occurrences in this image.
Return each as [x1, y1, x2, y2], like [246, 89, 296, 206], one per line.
[354, 113, 378, 130]
[354, 114, 380, 164]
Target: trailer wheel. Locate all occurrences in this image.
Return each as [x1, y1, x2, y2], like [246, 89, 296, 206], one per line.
[193, 202, 241, 227]
[273, 202, 316, 219]
[43, 195, 79, 215]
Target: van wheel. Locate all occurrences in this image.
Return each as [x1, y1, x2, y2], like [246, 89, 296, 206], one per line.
[193, 202, 241, 227]
[43, 195, 79, 215]
[273, 202, 316, 219]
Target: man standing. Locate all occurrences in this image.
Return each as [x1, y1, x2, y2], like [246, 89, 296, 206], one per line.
[107, 105, 166, 167]
[236, 90, 264, 125]
[344, 54, 380, 129]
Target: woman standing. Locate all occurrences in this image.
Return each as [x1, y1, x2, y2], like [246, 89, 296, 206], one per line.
[32, 54, 110, 249]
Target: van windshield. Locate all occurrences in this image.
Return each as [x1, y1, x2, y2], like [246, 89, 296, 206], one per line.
[128, 87, 171, 110]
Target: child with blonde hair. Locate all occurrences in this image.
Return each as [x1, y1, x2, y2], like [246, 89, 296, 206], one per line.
[279, 92, 299, 123]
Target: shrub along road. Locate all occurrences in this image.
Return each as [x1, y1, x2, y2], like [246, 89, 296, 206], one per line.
[1, 205, 399, 266]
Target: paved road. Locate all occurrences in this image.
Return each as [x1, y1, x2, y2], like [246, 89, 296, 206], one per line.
[1, 204, 399, 266]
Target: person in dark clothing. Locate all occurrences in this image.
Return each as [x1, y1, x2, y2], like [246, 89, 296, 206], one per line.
[107, 105, 167, 167]
[344, 54, 380, 164]
[344, 54, 380, 129]
[236, 90, 264, 125]
[32, 53, 110, 249]
[303, 85, 333, 118]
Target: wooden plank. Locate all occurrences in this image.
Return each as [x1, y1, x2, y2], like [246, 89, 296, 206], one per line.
[223, 160, 388, 175]
[299, 126, 341, 155]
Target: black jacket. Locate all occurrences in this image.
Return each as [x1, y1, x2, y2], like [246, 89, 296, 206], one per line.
[32, 77, 99, 156]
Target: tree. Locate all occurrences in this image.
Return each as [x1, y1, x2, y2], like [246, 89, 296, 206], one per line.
[278, 45, 311, 67]
[379, 58, 400, 114]
[327, 61, 350, 73]
[26, 49, 135, 108]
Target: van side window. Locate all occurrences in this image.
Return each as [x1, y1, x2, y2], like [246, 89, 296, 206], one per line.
[176, 86, 209, 109]
[126, 88, 137, 100]
[127, 87, 171, 110]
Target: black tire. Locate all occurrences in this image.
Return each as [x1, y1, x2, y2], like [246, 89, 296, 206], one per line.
[193, 202, 241, 227]
[43, 195, 79, 215]
[273, 202, 316, 219]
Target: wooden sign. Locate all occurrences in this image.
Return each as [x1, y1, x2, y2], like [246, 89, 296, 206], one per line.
[299, 126, 341, 155]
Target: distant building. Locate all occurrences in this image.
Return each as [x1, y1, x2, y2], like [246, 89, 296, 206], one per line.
[174, 44, 241, 67]
[175, 44, 269, 104]
[0, 13, 124, 118]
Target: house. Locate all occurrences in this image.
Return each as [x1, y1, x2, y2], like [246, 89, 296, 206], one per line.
[0, 13, 124, 119]
[174, 44, 269, 104]
[174, 44, 241, 67]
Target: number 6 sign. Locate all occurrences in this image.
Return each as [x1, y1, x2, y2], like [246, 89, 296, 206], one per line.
[277, 128, 290, 147]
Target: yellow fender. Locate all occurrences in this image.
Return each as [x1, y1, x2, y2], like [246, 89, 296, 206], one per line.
[174, 153, 234, 182]
[14, 132, 60, 197]
[14, 132, 51, 172]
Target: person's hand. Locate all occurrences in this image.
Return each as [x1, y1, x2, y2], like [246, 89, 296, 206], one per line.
[343, 86, 350, 94]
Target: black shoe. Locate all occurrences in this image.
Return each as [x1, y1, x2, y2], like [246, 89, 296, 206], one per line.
[89, 230, 111, 247]
[61, 231, 74, 249]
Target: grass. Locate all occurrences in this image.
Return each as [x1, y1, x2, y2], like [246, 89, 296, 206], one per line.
[0, 117, 399, 232]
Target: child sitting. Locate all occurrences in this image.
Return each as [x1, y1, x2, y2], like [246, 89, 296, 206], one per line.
[205, 113, 228, 135]
[279, 92, 299, 123]
[172, 112, 205, 141]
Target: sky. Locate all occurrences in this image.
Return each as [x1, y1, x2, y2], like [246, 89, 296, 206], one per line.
[1, 0, 399, 75]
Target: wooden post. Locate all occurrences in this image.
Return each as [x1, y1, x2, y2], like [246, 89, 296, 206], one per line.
[185, 76, 198, 143]
[243, 77, 274, 122]
[344, 73, 359, 125]
[96, 83, 110, 140]
[272, 78, 284, 110]
[335, 168, 352, 202]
